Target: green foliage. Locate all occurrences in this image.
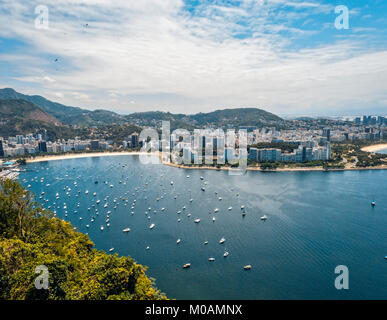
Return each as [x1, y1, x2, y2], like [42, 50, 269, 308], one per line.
[0, 180, 167, 300]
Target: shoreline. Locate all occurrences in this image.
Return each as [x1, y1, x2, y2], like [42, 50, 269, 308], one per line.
[361, 143, 387, 153]
[14, 150, 387, 172]
[25, 151, 149, 163]
[163, 161, 387, 172]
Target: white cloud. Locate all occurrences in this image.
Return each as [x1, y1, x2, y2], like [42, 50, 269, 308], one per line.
[0, 0, 386, 115]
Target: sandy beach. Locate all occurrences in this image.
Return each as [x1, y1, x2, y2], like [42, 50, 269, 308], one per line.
[361, 143, 387, 153]
[26, 151, 150, 163]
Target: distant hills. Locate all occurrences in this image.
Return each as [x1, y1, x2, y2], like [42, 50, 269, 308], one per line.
[0, 88, 285, 134]
[0, 99, 75, 139]
[0, 88, 124, 127]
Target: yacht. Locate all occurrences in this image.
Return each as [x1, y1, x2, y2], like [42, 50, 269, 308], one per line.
[371, 201, 376, 207]
[109, 248, 114, 252]
[100, 226, 104, 231]
[241, 205, 245, 210]
[204, 241, 209, 245]
[244, 265, 252, 270]
[149, 223, 155, 229]
[224, 251, 229, 257]
[208, 258, 215, 262]
[177, 239, 181, 244]
[219, 237, 226, 244]
[201, 187, 206, 191]
[200, 176, 204, 180]
[212, 217, 216, 222]
[123, 228, 131, 233]
[183, 263, 191, 269]
[228, 207, 233, 211]
[261, 215, 268, 221]
[194, 219, 201, 223]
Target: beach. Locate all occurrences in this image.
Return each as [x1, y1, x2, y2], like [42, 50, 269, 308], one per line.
[361, 143, 387, 153]
[26, 151, 150, 163]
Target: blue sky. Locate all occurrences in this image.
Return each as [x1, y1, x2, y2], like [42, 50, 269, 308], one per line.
[0, 0, 386, 116]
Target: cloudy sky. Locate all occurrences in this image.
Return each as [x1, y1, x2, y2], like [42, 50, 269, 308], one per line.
[0, 0, 386, 116]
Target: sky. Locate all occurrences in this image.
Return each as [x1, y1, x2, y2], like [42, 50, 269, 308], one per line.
[0, 0, 386, 116]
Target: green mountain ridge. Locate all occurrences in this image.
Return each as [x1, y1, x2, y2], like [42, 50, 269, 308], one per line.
[0, 88, 284, 130]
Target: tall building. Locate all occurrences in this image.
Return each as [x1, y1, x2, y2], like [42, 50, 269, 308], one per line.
[0, 139, 4, 157]
[38, 141, 47, 153]
[131, 132, 139, 148]
[323, 128, 331, 142]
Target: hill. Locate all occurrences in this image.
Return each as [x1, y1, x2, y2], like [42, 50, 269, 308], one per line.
[0, 88, 285, 130]
[0, 179, 166, 300]
[0, 99, 75, 140]
[0, 88, 125, 127]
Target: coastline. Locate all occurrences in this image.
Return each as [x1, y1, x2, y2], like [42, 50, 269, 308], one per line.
[25, 151, 149, 163]
[16, 149, 387, 172]
[361, 143, 387, 153]
[163, 161, 387, 172]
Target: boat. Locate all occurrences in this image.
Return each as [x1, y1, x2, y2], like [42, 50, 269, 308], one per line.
[194, 219, 201, 223]
[200, 176, 204, 180]
[208, 258, 215, 262]
[212, 217, 216, 222]
[201, 187, 206, 191]
[183, 263, 191, 269]
[371, 201, 376, 207]
[170, 181, 174, 185]
[122, 228, 131, 233]
[219, 237, 226, 244]
[261, 215, 268, 221]
[149, 223, 155, 229]
[244, 265, 252, 270]
[224, 251, 229, 257]
[177, 239, 181, 244]
[100, 226, 104, 231]
[204, 241, 209, 245]
[241, 205, 245, 210]
[109, 248, 114, 252]
[228, 207, 232, 211]
[85, 190, 89, 194]
[214, 208, 219, 213]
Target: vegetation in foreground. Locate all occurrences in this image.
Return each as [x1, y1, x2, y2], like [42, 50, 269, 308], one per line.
[0, 179, 166, 300]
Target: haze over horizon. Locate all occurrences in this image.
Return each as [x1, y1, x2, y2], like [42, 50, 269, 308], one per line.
[1, 0, 387, 116]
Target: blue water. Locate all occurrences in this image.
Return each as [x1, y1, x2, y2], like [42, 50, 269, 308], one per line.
[19, 155, 387, 300]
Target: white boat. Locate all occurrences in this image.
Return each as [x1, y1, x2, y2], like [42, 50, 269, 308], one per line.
[93, 192, 97, 196]
[149, 223, 155, 229]
[201, 187, 206, 191]
[170, 181, 174, 185]
[123, 228, 131, 233]
[212, 217, 216, 222]
[194, 219, 201, 223]
[208, 258, 215, 262]
[100, 226, 104, 231]
[244, 265, 252, 270]
[96, 200, 101, 204]
[219, 237, 226, 244]
[109, 248, 114, 252]
[177, 239, 181, 244]
[204, 241, 209, 245]
[371, 201, 376, 206]
[228, 207, 233, 211]
[189, 199, 193, 202]
[224, 251, 229, 257]
[183, 263, 191, 269]
[85, 190, 89, 194]
[241, 205, 245, 210]
[261, 215, 268, 221]
[200, 177, 204, 180]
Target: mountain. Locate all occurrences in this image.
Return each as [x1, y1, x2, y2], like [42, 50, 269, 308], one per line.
[0, 88, 285, 130]
[0, 99, 75, 139]
[126, 108, 284, 130]
[0, 88, 125, 127]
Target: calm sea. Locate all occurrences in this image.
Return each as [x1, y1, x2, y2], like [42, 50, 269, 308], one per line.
[19, 155, 387, 300]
